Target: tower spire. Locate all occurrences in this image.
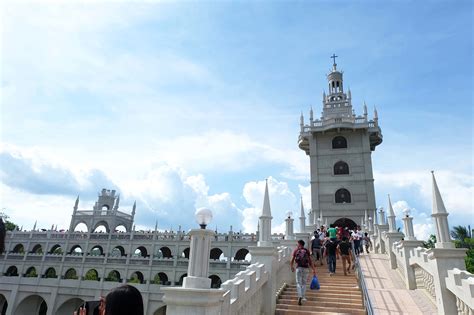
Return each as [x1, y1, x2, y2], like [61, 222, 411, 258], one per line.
[431, 171, 454, 248]
[258, 179, 273, 247]
[299, 196, 306, 232]
[387, 194, 397, 232]
[262, 179, 271, 217]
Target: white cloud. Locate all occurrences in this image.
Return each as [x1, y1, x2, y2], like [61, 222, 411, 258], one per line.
[413, 223, 434, 242]
[241, 177, 297, 233]
[375, 170, 473, 228]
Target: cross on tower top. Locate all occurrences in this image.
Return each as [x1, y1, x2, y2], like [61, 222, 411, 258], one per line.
[330, 54, 339, 71]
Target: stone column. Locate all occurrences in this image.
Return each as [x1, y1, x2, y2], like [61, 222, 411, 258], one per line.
[299, 197, 306, 233]
[377, 208, 389, 254]
[398, 240, 424, 289]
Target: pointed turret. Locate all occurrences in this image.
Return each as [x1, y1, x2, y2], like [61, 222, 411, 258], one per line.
[387, 194, 397, 232]
[309, 107, 314, 121]
[299, 197, 306, 232]
[348, 89, 352, 99]
[258, 179, 273, 247]
[431, 171, 454, 248]
[262, 179, 272, 218]
[363, 102, 368, 117]
[374, 106, 378, 120]
[132, 201, 136, 218]
[73, 195, 79, 213]
[154, 220, 158, 232]
[322, 91, 326, 102]
[33, 220, 37, 231]
[113, 194, 120, 211]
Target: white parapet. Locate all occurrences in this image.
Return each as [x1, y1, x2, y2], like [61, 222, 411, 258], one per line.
[446, 268, 474, 314]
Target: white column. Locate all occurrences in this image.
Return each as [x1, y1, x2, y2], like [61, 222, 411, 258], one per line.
[183, 228, 214, 289]
[387, 195, 397, 233]
[299, 197, 306, 233]
[402, 210, 416, 241]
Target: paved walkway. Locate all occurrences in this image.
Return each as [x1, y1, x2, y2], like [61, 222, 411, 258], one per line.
[359, 253, 437, 315]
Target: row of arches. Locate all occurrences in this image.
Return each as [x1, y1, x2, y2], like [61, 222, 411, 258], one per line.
[72, 222, 128, 233]
[0, 293, 167, 315]
[3, 266, 223, 287]
[8, 244, 250, 261]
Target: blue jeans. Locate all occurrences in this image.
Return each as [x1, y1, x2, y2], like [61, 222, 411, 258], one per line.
[354, 240, 361, 256]
[295, 267, 310, 298]
[328, 254, 336, 273]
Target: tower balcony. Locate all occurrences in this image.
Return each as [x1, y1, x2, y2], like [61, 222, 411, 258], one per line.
[298, 116, 383, 154]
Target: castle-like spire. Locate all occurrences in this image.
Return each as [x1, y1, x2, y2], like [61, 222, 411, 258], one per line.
[154, 220, 158, 232]
[431, 171, 454, 248]
[299, 196, 306, 232]
[132, 201, 136, 217]
[258, 179, 273, 247]
[374, 106, 378, 120]
[363, 102, 368, 116]
[300, 112, 304, 126]
[432, 171, 447, 214]
[262, 179, 272, 217]
[74, 195, 79, 212]
[309, 107, 313, 121]
[387, 194, 397, 232]
[113, 194, 120, 211]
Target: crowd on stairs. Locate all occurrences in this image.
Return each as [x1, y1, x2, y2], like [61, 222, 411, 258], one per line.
[280, 224, 371, 314]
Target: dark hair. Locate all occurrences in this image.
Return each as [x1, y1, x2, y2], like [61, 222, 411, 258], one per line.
[105, 285, 143, 315]
[330, 224, 334, 228]
[297, 239, 305, 247]
[342, 236, 348, 242]
[364, 232, 368, 237]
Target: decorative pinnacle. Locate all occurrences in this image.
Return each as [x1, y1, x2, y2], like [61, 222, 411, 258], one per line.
[432, 171, 447, 214]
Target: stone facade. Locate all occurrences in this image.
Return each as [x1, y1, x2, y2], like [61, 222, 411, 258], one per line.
[0, 190, 285, 315]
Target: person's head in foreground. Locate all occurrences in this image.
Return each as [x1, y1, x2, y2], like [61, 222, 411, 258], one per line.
[105, 284, 144, 315]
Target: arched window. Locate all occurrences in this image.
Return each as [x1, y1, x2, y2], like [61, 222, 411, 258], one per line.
[335, 189, 351, 203]
[332, 136, 347, 149]
[334, 161, 349, 175]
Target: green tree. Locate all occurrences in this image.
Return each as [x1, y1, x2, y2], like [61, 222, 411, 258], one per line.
[0, 212, 18, 231]
[84, 269, 99, 281]
[423, 234, 436, 249]
[451, 225, 471, 249]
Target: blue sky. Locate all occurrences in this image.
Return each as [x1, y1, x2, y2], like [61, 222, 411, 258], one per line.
[1, 0, 472, 239]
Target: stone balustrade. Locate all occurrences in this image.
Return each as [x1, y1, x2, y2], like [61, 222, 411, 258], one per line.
[446, 268, 474, 315]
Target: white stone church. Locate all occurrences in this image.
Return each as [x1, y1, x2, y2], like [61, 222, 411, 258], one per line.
[0, 59, 472, 315]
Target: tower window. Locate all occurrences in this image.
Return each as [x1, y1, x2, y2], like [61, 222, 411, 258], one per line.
[336, 81, 339, 87]
[332, 136, 347, 149]
[332, 81, 335, 88]
[334, 161, 349, 175]
[335, 188, 351, 203]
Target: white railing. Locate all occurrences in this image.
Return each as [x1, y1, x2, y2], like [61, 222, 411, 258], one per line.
[219, 245, 292, 314]
[446, 269, 474, 315]
[378, 234, 473, 315]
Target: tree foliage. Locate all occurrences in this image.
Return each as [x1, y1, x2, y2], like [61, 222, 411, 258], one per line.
[451, 225, 474, 273]
[423, 234, 437, 249]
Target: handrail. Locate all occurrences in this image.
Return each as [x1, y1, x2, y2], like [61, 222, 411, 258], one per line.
[354, 254, 374, 315]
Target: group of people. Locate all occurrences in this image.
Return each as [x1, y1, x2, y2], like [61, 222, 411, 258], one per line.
[290, 224, 372, 305]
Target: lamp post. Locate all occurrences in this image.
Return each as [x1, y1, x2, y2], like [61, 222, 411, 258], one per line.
[182, 208, 215, 289]
[368, 216, 373, 233]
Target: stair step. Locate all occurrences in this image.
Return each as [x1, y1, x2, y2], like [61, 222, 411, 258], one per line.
[276, 309, 365, 315]
[276, 304, 366, 314]
[277, 298, 363, 308]
[280, 290, 362, 297]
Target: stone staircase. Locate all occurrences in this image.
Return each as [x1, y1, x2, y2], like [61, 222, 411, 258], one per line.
[276, 260, 367, 314]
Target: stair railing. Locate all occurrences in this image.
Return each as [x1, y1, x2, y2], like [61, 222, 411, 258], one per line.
[354, 252, 374, 315]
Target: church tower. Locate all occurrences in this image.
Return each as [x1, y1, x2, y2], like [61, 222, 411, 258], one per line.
[298, 55, 382, 230]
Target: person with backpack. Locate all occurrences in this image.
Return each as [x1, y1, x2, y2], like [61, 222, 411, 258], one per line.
[310, 231, 323, 266]
[324, 237, 339, 275]
[290, 239, 317, 305]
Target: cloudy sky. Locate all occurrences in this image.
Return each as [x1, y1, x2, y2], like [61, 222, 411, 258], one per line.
[1, 1, 472, 240]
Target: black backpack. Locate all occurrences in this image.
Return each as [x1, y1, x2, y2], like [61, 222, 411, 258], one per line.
[311, 238, 321, 249]
[295, 248, 310, 268]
